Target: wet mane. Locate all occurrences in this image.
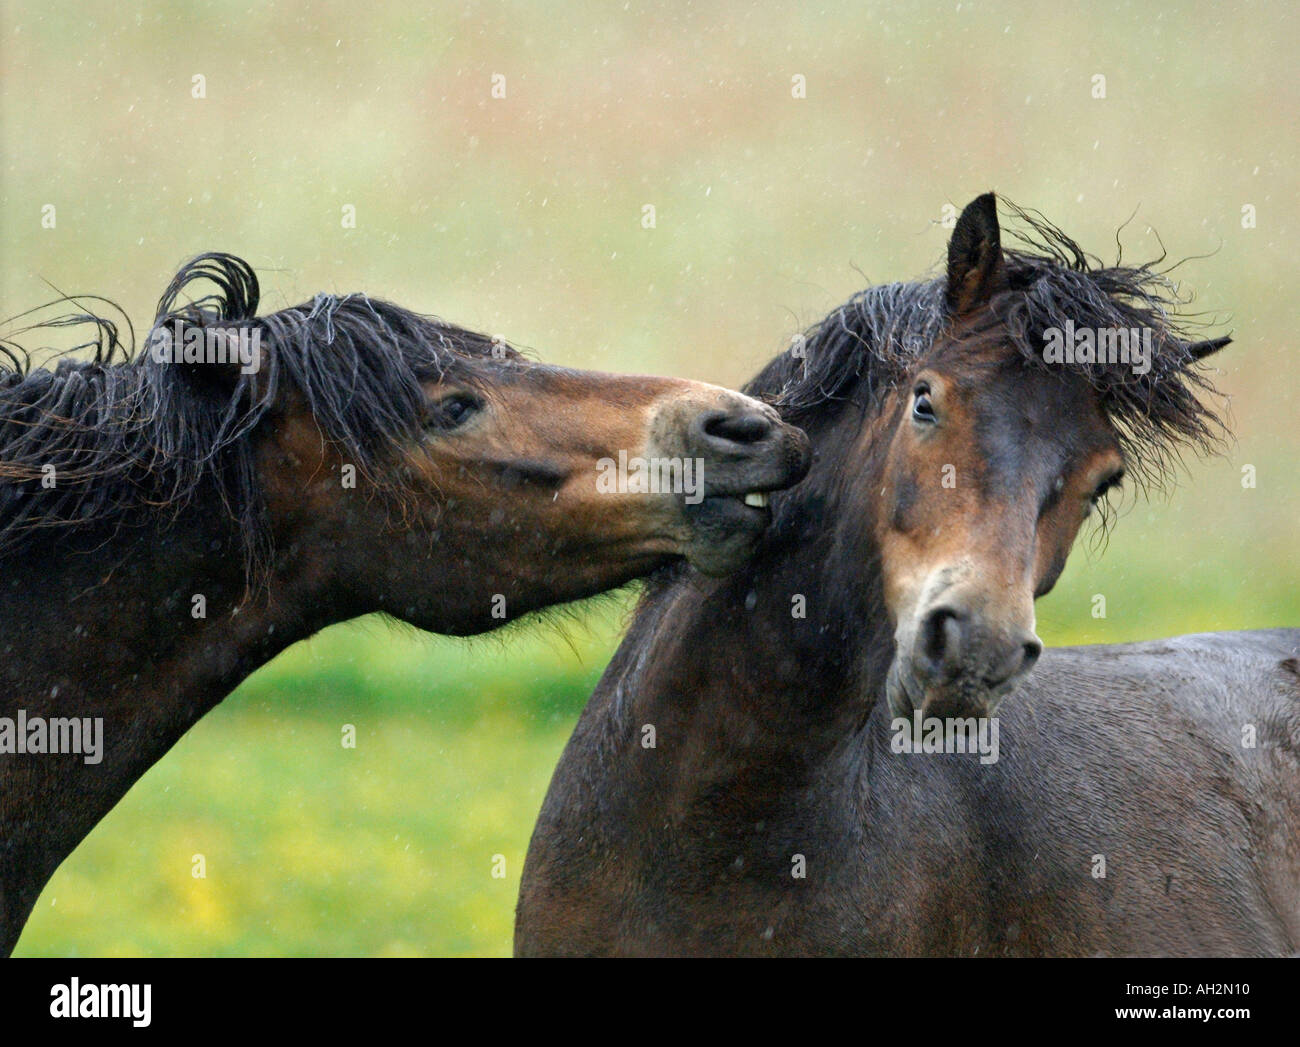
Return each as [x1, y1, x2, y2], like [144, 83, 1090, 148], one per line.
[745, 201, 1229, 489]
[0, 252, 513, 574]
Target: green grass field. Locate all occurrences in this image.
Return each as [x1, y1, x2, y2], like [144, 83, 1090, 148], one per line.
[6, 0, 1298, 955]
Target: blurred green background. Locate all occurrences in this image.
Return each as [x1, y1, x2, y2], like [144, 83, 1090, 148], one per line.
[3, 1, 1296, 955]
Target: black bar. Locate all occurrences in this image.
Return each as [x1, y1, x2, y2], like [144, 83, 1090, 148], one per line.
[0, 956, 1290, 1033]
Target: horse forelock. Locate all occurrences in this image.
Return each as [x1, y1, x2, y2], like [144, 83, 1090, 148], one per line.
[744, 200, 1230, 494]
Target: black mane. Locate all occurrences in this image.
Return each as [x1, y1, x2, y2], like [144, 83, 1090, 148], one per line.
[0, 252, 511, 575]
[745, 201, 1229, 489]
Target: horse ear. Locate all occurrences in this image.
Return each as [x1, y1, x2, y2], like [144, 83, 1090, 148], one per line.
[1188, 336, 1231, 360]
[946, 193, 1006, 316]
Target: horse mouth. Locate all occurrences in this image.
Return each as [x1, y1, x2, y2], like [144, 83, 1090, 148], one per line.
[675, 420, 810, 575]
[692, 490, 774, 525]
[702, 485, 784, 520]
[679, 489, 782, 575]
[885, 658, 925, 721]
[705, 488, 773, 515]
[884, 656, 1014, 726]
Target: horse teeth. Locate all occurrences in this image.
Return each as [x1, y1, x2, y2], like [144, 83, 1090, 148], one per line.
[743, 492, 769, 508]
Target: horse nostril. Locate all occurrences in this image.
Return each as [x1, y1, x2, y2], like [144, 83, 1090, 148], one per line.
[1020, 638, 1043, 675]
[698, 409, 774, 447]
[984, 635, 1043, 688]
[920, 607, 965, 673]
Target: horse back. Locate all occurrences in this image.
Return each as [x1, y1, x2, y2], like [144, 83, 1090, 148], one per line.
[944, 628, 1300, 955]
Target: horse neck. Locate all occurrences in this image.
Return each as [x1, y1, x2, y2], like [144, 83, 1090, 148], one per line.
[618, 412, 894, 796]
[2, 498, 327, 703]
[0, 494, 338, 947]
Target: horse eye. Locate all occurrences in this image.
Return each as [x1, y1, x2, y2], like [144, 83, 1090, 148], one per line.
[426, 393, 482, 431]
[1090, 469, 1125, 505]
[912, 384, 936, 424]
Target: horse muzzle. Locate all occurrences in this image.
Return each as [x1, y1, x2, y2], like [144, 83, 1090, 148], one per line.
[650, 392, 810, 575]
[887, 600, 1042, 724]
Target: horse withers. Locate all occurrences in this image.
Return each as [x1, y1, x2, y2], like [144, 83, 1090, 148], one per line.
[0, 253, 810, 955]
[516, 194, 1300, 957]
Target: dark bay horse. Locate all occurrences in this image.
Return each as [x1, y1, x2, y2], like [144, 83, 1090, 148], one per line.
[516, 194, 1300, 956]
[0, 253, 810, 955]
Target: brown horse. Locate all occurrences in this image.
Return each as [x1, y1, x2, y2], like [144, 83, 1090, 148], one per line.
[516, 194, 1300, 957]
[0, 253, 810, 955]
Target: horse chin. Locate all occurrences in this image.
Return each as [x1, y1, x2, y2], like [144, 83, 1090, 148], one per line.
[683, 531, 761, 576]
[681, 495, 772, 576]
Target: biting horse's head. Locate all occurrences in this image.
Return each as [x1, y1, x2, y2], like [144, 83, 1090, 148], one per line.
[0, 255, 811, 634]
